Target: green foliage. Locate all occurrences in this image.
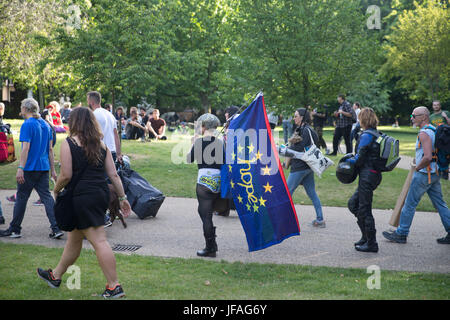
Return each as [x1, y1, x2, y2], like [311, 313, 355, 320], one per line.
[382, 0, 450, 102]
[234, 0, 384, 111]
[1, 0, 448, 115]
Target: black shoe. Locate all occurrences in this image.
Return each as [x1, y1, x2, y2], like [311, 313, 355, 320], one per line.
[0, 229, 21, 238]
[197, 228, 218, 258]
[197, 247, 217, 257]
[437, 233, 450, 244]
[0, 216, 5, 225]
[102, 284, 125, 299]
[382, 230, 407, 243]
[49, 230, 64, 239]
[355, 241, 379, 253]
[37, 268, 61, 288]
[354, 237, 367, 247]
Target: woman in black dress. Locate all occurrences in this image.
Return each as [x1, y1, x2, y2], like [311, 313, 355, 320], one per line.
[37, 107, 132, 298]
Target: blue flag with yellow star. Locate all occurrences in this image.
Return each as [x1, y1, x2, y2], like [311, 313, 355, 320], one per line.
[221, 93, 300, 251]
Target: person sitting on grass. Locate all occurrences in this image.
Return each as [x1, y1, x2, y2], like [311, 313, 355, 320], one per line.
[147, 109, 167, 140]
[125, 107, 147, 141]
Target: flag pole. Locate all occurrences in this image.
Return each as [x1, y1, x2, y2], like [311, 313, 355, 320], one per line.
[217, 90, 263, 138]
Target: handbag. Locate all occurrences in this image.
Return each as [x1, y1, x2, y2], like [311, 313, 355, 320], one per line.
[300, 128, 334, 177]
[54, 161, 89, 231]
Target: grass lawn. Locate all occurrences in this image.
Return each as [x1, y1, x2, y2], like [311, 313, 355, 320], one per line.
[1, 242, 449, 300]
[0, 120, 448, 212]
[1, 120, 449, 301]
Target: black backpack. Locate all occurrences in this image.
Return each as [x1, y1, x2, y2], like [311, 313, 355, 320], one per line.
[365, 129, 401, 172]
[433, 124, 450, 175]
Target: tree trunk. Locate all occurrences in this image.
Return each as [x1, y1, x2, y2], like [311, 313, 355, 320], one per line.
[200, 92, 211, 114]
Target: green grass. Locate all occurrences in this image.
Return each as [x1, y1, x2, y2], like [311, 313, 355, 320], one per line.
[1, 120, 448, 212]
[1, 242, 449, 300]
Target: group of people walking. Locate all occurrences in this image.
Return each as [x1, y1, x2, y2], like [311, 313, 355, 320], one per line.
[0, 92, 449, 299]
[188, 96, 450, 260]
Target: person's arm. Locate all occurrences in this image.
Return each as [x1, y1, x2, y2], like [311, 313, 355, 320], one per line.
[16, 142, 30, 184]
[186, 137, 199, 164]
[48, 140, 57, 182]
[284, 157, 292, 169]
[158, 121, 166, 138]
[53, 139, 72, 196]
[339, 105, 353, 118]
[415, 131, 433, 172]
[113, 127, 122, 162]
[443, 111, 450, 125]
[146, 121, 158, 138]
[104, 147, 132, 217]
[347, 132, 373, 166]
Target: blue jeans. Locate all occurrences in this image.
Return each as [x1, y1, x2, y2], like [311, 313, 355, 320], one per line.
[0, 200, 3, 217]
[397, 171, 450, 236]
[9, 171, 59, 233]
[287, 169, 324, 221]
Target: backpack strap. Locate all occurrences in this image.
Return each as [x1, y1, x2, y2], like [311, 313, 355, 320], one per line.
[417, 125, 438, 182]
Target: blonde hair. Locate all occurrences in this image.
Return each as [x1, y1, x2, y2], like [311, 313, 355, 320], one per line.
[358, 107, 379, 129]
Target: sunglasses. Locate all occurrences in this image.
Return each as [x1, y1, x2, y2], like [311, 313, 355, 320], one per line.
[410, 113, 424, 119]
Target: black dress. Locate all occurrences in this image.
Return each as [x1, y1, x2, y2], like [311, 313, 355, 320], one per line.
[66, 137, 110, 230]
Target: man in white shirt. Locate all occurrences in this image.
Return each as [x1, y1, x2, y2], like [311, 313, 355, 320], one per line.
[87, 91, 123, 228]
[87, 91, 122, 163]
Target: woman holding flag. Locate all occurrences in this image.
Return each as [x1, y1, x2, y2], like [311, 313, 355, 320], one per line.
[187, 113, 226, 258]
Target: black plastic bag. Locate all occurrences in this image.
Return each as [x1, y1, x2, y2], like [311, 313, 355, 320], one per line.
[118, 167, 165, 219]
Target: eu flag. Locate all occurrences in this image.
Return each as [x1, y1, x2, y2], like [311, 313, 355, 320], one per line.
[221, 93, 300, 251]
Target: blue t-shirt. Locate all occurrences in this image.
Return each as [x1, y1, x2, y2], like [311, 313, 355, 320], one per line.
[19, 117, 52, 171]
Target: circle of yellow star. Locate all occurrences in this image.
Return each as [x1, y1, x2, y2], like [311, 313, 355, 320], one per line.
[253, 203, 259, 213]
[262, 165, 271, 175]
[247, 143, 255, 153]
[263, 182, 273, 193]
[237, 194, 243, 203]
[259, 196, 267, 207]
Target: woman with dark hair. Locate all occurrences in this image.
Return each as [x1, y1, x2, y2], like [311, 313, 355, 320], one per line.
[37, 106, 132, 298]
[345, 107, 382, 253]
[285, 108, 325, 227]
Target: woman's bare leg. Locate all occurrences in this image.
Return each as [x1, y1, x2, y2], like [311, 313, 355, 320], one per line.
[82, 226, 119, 288]
[52, 229, 84, 279]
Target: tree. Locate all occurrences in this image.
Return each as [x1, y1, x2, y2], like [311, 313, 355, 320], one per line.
[0, 0, 77, 92]
[382, 0, 450, 102]
[233, 0, 382, 115]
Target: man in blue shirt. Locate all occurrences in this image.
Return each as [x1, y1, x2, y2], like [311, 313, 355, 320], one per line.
[0, 98, 63, 239]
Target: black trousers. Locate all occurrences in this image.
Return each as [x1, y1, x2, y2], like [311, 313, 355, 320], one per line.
[333, 125, 352, 154]
[126, 126, 145, 140]
[196, 184, 220, 237]
[347, 168, 382, 234]
[314, 126, 327, 149]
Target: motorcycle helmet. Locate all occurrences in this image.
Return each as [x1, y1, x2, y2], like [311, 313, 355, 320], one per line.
[336, 154, 357, 184]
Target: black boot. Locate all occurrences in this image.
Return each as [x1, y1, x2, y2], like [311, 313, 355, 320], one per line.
[197, 227, 218, 258]
[354, 220, 367, 246]
[355, 230, 378, 253]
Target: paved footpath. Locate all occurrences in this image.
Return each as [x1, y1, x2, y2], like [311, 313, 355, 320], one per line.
[0, 189, 448, 274]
